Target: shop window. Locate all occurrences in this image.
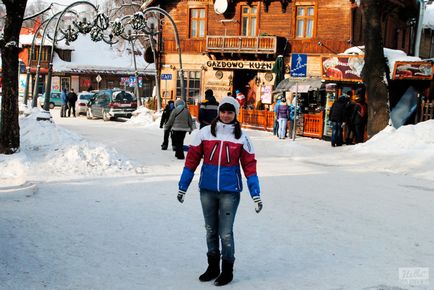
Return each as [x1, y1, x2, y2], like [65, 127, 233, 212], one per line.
[176, 71, 201, 105]
[61, 77, 70, 91]
[295, 5, 315, 38]
[189, 8, 206, 38]
[241, 5, 258, 36]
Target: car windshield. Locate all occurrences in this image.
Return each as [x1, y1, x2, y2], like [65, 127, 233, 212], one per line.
[113, 91, 135, 102]
[79, 94, 94, 100]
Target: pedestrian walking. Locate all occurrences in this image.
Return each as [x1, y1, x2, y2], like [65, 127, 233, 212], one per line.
[276, 97, 289, 139]
[329, 94, 347, 147]
[165, 99, 194, 159]
[273, 95, 282, 136]
[67, 88, 78, 117]
[198, 89, 219, 129]
[177, 96, 263, 286]
[160, 100, 175, 150]
[60, 88, 69, 118]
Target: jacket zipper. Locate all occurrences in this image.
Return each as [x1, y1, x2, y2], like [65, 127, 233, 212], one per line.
[225, 144, 230, 163]
[209, 143, 218, 161]
[217, 140, 223, 191]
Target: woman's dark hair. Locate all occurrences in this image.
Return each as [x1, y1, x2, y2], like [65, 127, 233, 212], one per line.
[210, 117, 242, 139]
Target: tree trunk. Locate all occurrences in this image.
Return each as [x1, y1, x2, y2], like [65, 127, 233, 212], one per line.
[360, 0, 390, 138]
[0, 0, 28, 154]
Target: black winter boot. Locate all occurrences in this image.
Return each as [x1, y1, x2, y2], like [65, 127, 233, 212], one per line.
[199, 255, 220, 282]
[214, 260, 233, 286]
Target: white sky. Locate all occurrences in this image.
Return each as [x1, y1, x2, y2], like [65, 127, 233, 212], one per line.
[0, 106, 433, 289]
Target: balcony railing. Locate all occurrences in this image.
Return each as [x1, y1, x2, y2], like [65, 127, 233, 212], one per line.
[206, 35, 278, 54]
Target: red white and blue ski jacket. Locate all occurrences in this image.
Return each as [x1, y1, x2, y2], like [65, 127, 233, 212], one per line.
[179, 121, 260, 198]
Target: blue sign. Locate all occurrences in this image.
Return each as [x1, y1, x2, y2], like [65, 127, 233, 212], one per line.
[290, 54, 307, 77]
[161, 74, 172, 80]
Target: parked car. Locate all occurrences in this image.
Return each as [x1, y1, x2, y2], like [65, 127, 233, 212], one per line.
[75, 91, 96, 115]
[37, 92, 62, 109]
[87, 89, 137, 121]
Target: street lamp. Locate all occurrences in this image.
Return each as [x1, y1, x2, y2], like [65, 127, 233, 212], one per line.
[140, 6, 186, 107]
[44, 1, 108, 112]
[24, 11, 62, 108]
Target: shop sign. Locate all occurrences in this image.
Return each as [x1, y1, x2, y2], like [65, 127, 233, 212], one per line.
[123, 76, 143, 88]
[290, 54, 307, 77]
[393, 61, 433, 80]
[161, 74, 172, 80]
[322, 56, 364, 82]
[206, 60, 274, 70]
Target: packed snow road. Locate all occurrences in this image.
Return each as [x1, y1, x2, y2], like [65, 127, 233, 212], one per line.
[1, 109, 433, 290]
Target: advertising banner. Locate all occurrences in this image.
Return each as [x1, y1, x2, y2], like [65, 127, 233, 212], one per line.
[51, 77, 60, 92]
[393, 61, 433, 80]
[322, 56, 364, 82]
[260, 85, 273, 104]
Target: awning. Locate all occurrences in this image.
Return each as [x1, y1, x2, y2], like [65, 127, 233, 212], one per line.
[272, 77, 323, 94]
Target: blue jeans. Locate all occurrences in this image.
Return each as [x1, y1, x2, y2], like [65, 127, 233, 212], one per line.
[331, 121, 343, 146]
[278, 118, 288, 138]
[200, 189, 240, 262]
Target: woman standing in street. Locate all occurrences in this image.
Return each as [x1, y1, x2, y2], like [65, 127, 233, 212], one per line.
[177, 97, 263, 286]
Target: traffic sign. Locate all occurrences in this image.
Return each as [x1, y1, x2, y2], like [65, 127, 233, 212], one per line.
[96, 74, 102, 83]
[161, 74, 172, 80]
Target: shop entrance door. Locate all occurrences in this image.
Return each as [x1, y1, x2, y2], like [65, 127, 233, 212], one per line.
[233, 69, 257, 109]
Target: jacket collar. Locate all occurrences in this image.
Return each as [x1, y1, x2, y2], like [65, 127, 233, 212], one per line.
[216, 121, 235, 135]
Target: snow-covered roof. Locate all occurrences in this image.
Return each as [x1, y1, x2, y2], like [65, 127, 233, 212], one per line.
[53, 34, 155, 74]
[341, 46, 424, 78]
[423, 3, 434, 29]
[19, 34, 53, 47]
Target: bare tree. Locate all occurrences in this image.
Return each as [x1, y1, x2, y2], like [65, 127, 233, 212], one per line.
[0, 0, 28, 154]
[360, 0, 390, 137]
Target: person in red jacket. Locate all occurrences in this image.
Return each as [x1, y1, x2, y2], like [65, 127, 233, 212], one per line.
[235, 89, 245, 108]
[177, 96, 262, 286]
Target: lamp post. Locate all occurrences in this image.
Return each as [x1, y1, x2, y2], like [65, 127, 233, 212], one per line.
[30, 12, 64, 108]
[141, 6, 186, 105]
[44, 1, 107, 112]
[110, 13, 149, 107]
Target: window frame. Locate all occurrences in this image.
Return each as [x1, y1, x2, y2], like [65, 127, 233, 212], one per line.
[240, 4, 259, 37]
[188, 6, 207, 39]
[176, 70, 201, 105]
[294, 2, 317, 39]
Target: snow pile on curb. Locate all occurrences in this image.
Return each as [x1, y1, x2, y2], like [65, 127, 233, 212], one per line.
[353, 120, 434, 181]
[0, 109, 136, 185]
[125, 106, 161, 127]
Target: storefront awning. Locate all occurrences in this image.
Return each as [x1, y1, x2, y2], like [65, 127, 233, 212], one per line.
[272, 77, 323, 94]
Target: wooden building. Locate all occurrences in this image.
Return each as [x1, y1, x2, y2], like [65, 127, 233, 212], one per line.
[147, 0, 432, 137]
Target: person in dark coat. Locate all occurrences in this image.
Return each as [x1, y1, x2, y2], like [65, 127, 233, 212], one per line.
[352, 91, 368, 143]
[160, 100, 175, 150]
[276, 97, 289, 139]
[67, 88, 78, 117]
[198, 89, 219, 129]
[344, 91, 355, 145]
[329, 95, 347, 147]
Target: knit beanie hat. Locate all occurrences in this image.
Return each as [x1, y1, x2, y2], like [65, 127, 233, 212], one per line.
[218, 96, 240, 116]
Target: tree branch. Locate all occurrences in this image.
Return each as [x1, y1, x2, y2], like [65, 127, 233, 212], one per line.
[23, 4, 52, 21]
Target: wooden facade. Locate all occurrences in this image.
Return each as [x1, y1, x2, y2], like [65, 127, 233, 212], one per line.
[149, 0, 432, 137]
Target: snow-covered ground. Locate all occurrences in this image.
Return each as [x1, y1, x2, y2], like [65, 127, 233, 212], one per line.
[1, 107, 433, 290]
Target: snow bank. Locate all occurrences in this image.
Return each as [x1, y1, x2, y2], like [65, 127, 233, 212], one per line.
[0, 108, 137, 187]
[353, 120, 434, 181]
[125, 106, 161, 127]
